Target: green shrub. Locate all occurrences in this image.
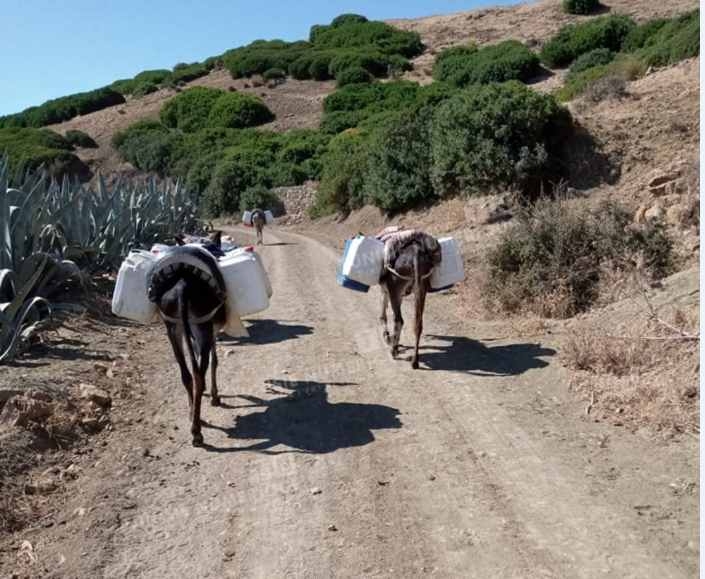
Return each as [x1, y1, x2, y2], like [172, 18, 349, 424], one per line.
[225, 16, 421, 81]
[485, 198, 672, 317]
[271, 129, 330, 184]
[263, 68, 287, 81]
[387, 54, 414, 76]
[540, 15, 636, 67]
[289, 55, 316, 79]
[224, 39, 311, 78]
[364, 109, 435, 212]
[331, 14, 368, 27]
[308, 53, 335, 80]
[321, 80, 457, 134]
[64, 129, 98, 148]
[622, 19, 668, 52]
[135, 69, 172, 85]
[239, 186, 284, 214]
[159, 87, 273, 132]
[311, 20, 423, 57]
[432, 45, 478, 83]
[160, 87, 222, 132]
[204, 55, 224, 71]
[328, 50, 390, 77]
[170, 62, 209, 84]
[110, 78, 139, 95]
[112, 120, 175, 174]
[207, 92, 274, 129]
[433, 40, 541, 87]
[314, 129, 369, 215]
[132, 81, 159, 97]
[634, 9, 699, 67]
[557, 53, 645, 101]
[568, 48, 615, 77]
[431, 81, 571, 197]
[113, 121, 329, 213]
[320, 110, 366, 134]
[0, 127, 90, 179]
[0, 87, 125, 128]
[562, 0, 600, 15]
[336, 67, 374, 87]
[323, 80, 420, 121]
[111, 69, 172, 96]
[201, 146, 275, 216]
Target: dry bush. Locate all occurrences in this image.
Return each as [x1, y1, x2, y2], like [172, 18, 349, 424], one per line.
[584, 74, 627, 102]
[563, 305, 699, 436]
[0, 492, 34, 533]
[485, 196, 673, 318]
[562, 330, 657, 376]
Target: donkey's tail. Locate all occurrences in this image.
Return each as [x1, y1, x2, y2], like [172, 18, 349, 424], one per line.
[413, 243, 422, 304]
[178, 287, 198, 375]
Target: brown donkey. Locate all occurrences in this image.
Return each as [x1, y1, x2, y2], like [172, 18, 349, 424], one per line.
[147, 232, 227, 446]
[251, 208, 266, 245]
[378, 230, 441, 369]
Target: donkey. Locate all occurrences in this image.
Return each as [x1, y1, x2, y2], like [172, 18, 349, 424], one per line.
[251, 208, 266, 245]
[147, 231, 227, 446]
[377, 229, 441, 369]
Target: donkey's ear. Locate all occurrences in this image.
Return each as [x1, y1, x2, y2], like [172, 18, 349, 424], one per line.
[174, 233, 186, 246]
[209, 230, 222, 247]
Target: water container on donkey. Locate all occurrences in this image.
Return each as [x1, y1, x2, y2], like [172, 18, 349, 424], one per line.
[111, 250, 159, 323]
[337, 235, 385, 291]
[430, 237, 464, 292]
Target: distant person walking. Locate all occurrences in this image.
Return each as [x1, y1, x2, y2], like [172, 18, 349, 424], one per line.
[251, 208, 266, 245]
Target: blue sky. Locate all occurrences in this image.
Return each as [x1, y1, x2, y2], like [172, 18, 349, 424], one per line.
[1, 0, 522, 116]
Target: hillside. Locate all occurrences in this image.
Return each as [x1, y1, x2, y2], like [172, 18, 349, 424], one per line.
[390, 0, 697, 82]
[48, 74, 334, 179]
[38, 0, 697, 184]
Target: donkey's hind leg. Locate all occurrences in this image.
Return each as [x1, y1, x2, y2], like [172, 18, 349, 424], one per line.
[389, 292, 404, 359]
[412, 284, 427, 369]
[189, 324, 213, 446]
[166, 322, 193, 408]
[380, 288, 391, 345]
[210, 331, 221, 407]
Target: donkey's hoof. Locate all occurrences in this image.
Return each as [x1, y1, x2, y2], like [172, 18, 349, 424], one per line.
[383, 331, 391, 345]
[411, 359, 419, 370]
[210, 396, 222, 407]
[192, 433, 204, 446]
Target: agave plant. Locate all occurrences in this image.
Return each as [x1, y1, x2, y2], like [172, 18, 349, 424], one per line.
[0, 156, 203, 363]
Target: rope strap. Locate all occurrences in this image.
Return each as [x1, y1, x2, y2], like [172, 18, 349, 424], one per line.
[385, 265, 434, 281]
[159, 303, 223, 325]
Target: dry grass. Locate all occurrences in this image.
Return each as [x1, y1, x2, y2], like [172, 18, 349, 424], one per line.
[583, 75, 628, 103]
[0, 490, 34, 533]
[563, 304, 699, 436]
[562, 329, 658, 376]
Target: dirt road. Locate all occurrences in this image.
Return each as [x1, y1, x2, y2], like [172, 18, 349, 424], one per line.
[3, 227, 697, 578]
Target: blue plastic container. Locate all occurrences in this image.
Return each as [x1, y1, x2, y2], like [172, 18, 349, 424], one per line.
[337, 238, 371, 293]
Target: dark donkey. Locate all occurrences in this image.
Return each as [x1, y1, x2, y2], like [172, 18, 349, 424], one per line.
[251, 208, 266, 245]
[378, 229, 441, 369]
[147, 232, 227, 446]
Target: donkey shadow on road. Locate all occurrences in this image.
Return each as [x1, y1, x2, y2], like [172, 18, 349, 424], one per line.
[412, 335, 556, 376]
[218, 319, 314, 346]
[201, 379, 401, 454]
